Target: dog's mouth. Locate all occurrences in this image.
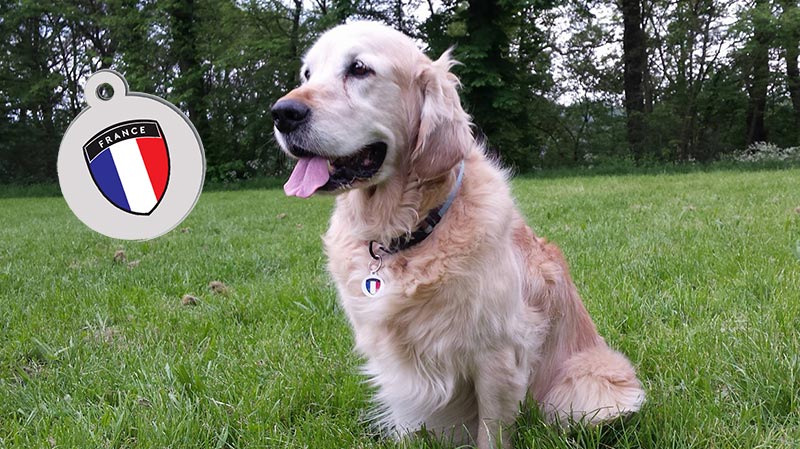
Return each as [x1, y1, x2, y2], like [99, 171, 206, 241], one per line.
[283, 142, 387, 198]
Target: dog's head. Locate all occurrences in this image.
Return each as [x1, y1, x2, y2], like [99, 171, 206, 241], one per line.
[272, 21, 471, 198]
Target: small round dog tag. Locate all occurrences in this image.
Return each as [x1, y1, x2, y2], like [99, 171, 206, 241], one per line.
[362, 274, 384, 297]
[58, 70, 205, 240]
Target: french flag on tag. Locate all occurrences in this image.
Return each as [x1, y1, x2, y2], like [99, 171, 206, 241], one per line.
[83, 120, 170, 215]
[362, 276, 383, 297]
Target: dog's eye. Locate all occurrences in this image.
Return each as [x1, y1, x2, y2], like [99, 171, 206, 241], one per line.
[303, 68, 310, 81]
[348, 60, 372, 78]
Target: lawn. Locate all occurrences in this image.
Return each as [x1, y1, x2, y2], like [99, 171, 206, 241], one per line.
[1, 167, 799, 448]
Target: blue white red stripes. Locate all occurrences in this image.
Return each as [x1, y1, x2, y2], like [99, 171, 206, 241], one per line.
[362, 276, 383, 296]
[84, 122, 169, 215]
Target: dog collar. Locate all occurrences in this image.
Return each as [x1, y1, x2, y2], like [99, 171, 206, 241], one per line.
[369, 160, 465, 258]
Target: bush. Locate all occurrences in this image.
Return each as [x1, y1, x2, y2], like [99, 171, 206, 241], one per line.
[733, 142, 800, 163]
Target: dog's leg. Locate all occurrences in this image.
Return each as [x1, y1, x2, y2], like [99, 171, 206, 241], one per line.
[474, 347, 527, 449]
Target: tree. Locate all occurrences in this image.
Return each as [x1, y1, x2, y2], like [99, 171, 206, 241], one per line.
[779, 0, 800, 144]
[0, 0, 67, 181]
[421, 0, 557, 170]
[621, 0, 647, 161]
[165, 0, 209, 141]
[744, 0, 772, 144]
[645, 0, 739, 160]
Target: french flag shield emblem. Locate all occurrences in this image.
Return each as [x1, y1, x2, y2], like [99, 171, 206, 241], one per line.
[362, 276, 383, 297]
[83, 120, 170, 215]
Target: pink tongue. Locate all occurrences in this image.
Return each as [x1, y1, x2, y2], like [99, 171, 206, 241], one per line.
[283, 157, 330, 198]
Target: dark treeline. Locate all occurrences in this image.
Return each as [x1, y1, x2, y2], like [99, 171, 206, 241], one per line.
[1, 0, 799, 183]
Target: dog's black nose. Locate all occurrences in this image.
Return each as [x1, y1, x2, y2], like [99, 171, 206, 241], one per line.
[271, 99, 310, 134]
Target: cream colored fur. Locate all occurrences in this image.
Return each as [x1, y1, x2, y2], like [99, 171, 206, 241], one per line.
[274, 21, 644, 449]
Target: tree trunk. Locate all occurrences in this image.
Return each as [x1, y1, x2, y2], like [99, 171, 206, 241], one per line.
[621, 0, 647, 162]
[787, 44, 800, 143]
[394, 0, 405, 33]
[290, 0, 302, 60]
[781, 0, 800, 144]
[746, 0, 770, 144]
[167, 0, 208, 138]
[463, 0, 506, 160]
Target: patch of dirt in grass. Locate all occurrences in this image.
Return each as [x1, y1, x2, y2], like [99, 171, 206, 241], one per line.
[113, 249, 127, 263]
[209, 281, 228, 295]
[13, 356, 49, 384]
[20, 358, 46, 377]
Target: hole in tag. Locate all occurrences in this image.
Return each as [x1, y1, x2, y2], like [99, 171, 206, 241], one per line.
[96, 83, 114, 101]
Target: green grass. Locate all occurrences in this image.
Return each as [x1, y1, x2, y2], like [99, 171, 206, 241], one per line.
[1, 168, 799, 448]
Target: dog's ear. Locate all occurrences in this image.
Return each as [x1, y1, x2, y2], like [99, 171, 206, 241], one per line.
[411, 49, 471, 180]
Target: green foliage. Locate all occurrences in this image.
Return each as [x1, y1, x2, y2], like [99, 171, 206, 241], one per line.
[426, 0, 559, 171]
[2, 0, 800, 182]
[0, 0, 323, 184]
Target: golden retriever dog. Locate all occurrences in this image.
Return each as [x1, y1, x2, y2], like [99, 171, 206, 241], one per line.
[271, 21, 644, 448]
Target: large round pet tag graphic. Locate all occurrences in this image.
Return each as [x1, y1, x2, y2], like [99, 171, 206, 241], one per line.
[58, 70, 205, 240]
